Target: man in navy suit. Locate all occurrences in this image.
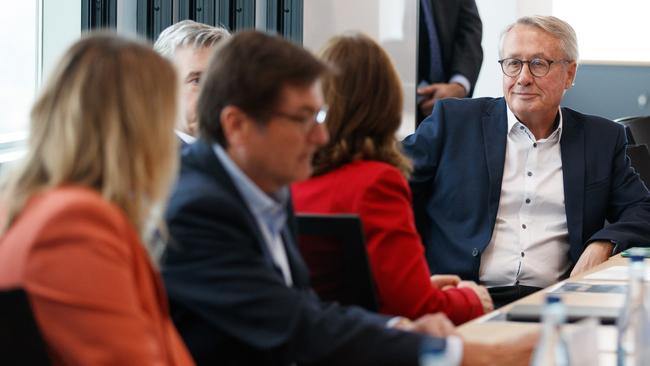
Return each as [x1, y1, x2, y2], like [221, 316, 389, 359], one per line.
[161, 31, 535, 365]
[404, 15, 650, 307]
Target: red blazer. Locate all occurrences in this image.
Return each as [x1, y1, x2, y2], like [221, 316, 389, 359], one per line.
[0, 186, 194, 365]
[292, 161, 483, 324]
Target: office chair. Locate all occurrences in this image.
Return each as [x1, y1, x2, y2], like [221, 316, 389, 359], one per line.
[295, 213, 379, 312]
[615, 116, 650, 146]
[626, 144, 650, 188]
[0, 288, 51, 365]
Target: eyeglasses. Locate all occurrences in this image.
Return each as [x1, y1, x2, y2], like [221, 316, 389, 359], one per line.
[498, 58, 570, 78]
[272, 106, 328, 132]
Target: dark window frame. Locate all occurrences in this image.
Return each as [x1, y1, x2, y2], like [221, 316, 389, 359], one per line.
[138, 0, 302, 42]
[81, 0, 118, 30]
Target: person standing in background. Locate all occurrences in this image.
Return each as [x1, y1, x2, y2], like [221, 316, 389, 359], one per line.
[417, 0, 483, 121]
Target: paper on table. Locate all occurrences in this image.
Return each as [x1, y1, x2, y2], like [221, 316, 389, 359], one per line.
[550, 282, 627, 294]
[583, 266, 650, 281]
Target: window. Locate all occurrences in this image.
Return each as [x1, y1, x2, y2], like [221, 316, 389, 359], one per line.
[0, 1, 38, 162]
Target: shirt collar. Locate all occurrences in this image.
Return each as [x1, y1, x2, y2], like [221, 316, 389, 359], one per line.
[212, 144, 289, 237]
[175, 130, 197, 144]
[506, 106, 563, 143]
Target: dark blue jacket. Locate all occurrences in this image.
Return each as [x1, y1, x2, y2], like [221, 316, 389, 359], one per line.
[161, 140, 442, 365]
[403, 97, 650, 281]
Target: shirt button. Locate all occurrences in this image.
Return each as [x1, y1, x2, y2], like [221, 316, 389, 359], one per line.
[519, 126, 524, 130]
[521, 251, 525, 257]
[472, 248, 479, 257]
[525, 198, 531, 204]
[522, 224, 527, 229]
[533, 143, 537, 148]
[527, 171, 533, 177]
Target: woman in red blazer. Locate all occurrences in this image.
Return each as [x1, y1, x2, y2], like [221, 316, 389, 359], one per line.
[0, 34, 193, 365]
[292, 34, 493, 325]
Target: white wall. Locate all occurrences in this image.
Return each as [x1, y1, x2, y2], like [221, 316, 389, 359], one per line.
[473, 0, 552, 98]
[473, 0, 517, 98]
[0, 0, 38, 139]
[303, 0, 418, 137]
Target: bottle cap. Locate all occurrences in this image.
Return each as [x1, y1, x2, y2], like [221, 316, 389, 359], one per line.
[545, 294, 562, 304]
[627, 247, 646, 262]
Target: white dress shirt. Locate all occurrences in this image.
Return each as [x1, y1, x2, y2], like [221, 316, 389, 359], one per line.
[479, 106, 571, 288]
[175, 130, 196, 144]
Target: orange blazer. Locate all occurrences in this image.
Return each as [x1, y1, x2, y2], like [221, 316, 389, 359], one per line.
[0, 186, 194, 365]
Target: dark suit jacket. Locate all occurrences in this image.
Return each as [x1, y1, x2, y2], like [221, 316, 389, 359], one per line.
[418, 0, 483, 96]
[403, 97, 650, 281]
[161, 140, 441, 366]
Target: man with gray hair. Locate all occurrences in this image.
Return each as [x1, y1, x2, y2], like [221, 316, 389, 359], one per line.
[403, 15, 650, 307]
[154, 20, 230, 145]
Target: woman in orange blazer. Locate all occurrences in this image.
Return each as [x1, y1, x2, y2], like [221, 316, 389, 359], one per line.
[292, 34, 493, 325]
[0, 34, 194, 365]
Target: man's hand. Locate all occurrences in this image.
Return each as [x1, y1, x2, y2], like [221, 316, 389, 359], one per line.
[430, 274, 461, 290]
[417, 82, 466, 116]
[410, 313, 458, 337]
[457, 281, 494, 313]
[570, 241, 614, 277]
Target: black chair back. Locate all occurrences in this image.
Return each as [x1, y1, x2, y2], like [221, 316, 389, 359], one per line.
[0, 288, 51, 365]
[626, 144, 650, 188]
[615, 116, 650, 146]
[295, 213, 379, 312]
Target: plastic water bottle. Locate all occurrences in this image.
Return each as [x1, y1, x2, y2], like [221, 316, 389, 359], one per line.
[419, 337, 447, 366]
[616, 249, 650, 366]
[530, 294, 570, 366]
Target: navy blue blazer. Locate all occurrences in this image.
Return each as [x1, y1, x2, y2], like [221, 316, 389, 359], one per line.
[161, 140, 441, 365]
[403, 97, 650, 281]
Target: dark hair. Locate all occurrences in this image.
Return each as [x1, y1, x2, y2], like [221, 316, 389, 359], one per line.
[198, 31, 328, 146]
[312, 33, 412, 177]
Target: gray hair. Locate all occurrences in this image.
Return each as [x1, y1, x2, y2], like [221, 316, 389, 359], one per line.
[154, 20, 230, 58]
[499, 15, 579, 61]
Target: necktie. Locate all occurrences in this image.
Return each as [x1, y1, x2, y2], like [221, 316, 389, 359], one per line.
[420, 0, 445, 83]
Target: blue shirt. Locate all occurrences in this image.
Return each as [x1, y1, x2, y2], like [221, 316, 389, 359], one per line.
[213, 144, 293, 285]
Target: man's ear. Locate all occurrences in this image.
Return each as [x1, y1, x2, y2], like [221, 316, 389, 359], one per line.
[565, 61, 578, 89]
[220, 105, 250, 147]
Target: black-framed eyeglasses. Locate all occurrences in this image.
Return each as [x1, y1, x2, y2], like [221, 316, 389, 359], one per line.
[498, 58, 570, 78]
[272, 106, 328, 132]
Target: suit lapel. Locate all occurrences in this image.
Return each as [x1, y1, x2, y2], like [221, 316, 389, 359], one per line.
[559, 109, 585, 260]
[281, 228, 309, 288]
[187, 140, 278, 270]
[482, 99, 508, 233]
[187, 140, 309, 286]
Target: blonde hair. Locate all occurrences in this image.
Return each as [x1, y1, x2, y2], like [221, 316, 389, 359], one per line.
[313, 33, 412, 177]
[0, 32, 178, 244]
